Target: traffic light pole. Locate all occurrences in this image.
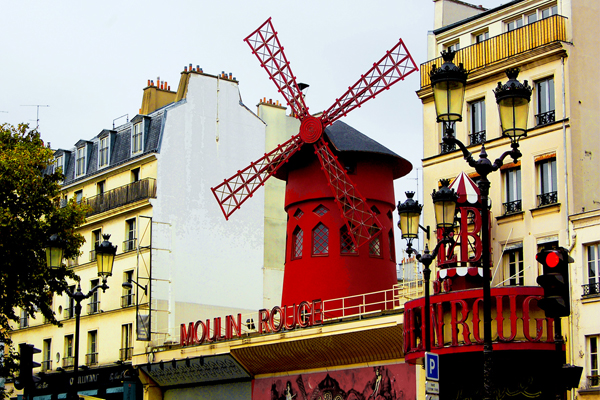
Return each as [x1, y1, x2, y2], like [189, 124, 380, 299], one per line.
[554, 317, 566, 400]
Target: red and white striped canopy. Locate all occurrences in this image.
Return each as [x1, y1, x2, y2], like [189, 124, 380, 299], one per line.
[449, 171, 480, 205]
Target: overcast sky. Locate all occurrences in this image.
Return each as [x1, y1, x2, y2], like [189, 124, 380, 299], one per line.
[1, 0, 501, 239]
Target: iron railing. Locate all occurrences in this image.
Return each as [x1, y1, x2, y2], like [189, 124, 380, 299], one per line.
[121, 293, 134, 308]
[536, 110, 556, 126]
[87, 301, 100, 315]
[62, 356, 74, 368]
[123, 239, 137, 253]
[85, 352, 98, 366]
[41, 360, 52, 372]
[19, 317, 29, 328]
[441, 142, 456, 154]
[83, 178, 157, 217]
[470, 130, 486, 146]
[64, 307, 74, 319]
[503, 199, 522, 215]
[583, 282, 600, 297]
[588, 375, 600, 387]
[538, 191, 558, 207]
[420, 16, 567, 88]
[89, 250, 96, 262]
[119, 347, 133, 361]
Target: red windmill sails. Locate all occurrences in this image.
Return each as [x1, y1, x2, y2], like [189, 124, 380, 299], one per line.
[211, 18, 418, 248]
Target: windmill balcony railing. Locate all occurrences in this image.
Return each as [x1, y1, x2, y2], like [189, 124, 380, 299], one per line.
[503, 199, 522, 215]
[537, 191, 558, 207]
[420, 15, 567, 88]
[535, 110, 556, 126]
[470, 130, 486, 146]
[77, 178, 157, 217]
[41, 360, 52, 372]
[583, 282, 600, 297]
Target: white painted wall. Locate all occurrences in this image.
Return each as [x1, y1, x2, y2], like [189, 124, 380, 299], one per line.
[150, 73, 266, 342]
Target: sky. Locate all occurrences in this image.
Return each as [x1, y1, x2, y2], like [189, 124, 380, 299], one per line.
[1, 0, 502, 256]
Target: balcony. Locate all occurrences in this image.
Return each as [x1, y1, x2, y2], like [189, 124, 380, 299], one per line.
[440, 141, 456, 154]
[470, 130, 486, 146]
[64, 307, 75, 319]
[588, 375, 600, 388]
[85, 352, 98, 366]
[62, 356, 74, 368]
[535, 110, 556, 126]
[120, 347, 133, 361]
[123, 238, 137, 253]
[537, 191, 558, 207]
[41, 360, 52, 372]
[583, 282, 600, 297]
[87, 301, 100, 315]
[83, 178, 156, 217]
[121, 293, 134, 308]
[503, 199, 522, 215]
[420, 15, 567, 88]
[19, 317, 29, 328]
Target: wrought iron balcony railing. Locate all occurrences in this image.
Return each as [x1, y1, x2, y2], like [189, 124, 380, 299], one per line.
[82, 178, 157, 217]
[64, 307, 75, 319]
[85, 352, 98, 366]
[583, 282, 600, 297]
[89, 250, 96, 262]
[503, 199, 522, 215]
[536, 110, 556, 126]
[537, 191, 558, 207]
[62, 356, 74, 368]
[87, 301, 100, 315]
[123, 238, 137, 253]
[588, 375, 600, 387]
[121, 293, 134, 308]
[41, 360, 52, 372]
[120, 347, 133, 361]
[440, 141, 456, 154]
[470, 130, 486, 146]
[420, 16, 567, 88]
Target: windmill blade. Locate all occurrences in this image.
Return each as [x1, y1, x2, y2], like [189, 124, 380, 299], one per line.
[313, 138, 382, 248]
[212, 134, 304, 220]
[244, 18, 309, 119]
[320, 39, 418, 127]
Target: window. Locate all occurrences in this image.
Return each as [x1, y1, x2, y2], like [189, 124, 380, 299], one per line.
[90, 229, 101, 262]
[369, 226, 382, 258]
[313, 205, 329, 216]
[507, 18, 523, 31]
[536, 77, 555, 126]
[292, 227, 303, 260]
[537, 157, 557, 206]
[121, 324, 133, 361]
[98, 136, 109, 168]
[389, 230, 396, 262]
[589, 336, 600, 387]
[131, 167, 140, 183]
[132, 123, 143, 154]
[63, 335, 74, 368]
[541, 5, 558, 19]
[88, 279, 100, 314]
[503, 167, 522, 214]
[505, 247, 524, 286]
[125, 218, 136, 252]
[340, 225, 357, 255]
[97, 180, 105, 196]
[474, 31, 489, 43]
[75, 190, 83, 204]
[54, 155, 64, 174]
[585, 244, 600, 296]
[446, 41, 460, 52]
[312, 223, 329, 256]
[469, 99, 486, 145]
[42, 339, 52, 372]
[86, 330, 98, 366]
[526, 12, 537, 24]
[76, 146, 86, 177]
[19, 309, 29, 328]
[122, 270, 134, 307]
[65, 285, 75, 319]
[293, 208, 304, 220]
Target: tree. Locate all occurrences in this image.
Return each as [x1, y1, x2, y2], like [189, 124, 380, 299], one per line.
[0, 123, 87, 388]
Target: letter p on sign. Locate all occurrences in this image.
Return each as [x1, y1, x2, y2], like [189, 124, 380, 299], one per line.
[425, 352, 439, 381]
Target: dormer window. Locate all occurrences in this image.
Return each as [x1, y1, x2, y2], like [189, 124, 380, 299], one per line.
[132, 123, 143, 155]
[53, 155, 64, 174]
[98, 136, 109, 168]
[75, 146, 86, 177]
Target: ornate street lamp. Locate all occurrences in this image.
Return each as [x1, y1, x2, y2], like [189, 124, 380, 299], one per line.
[96, 234, 117, 280]
[430, 50, 468, 131]
[397, 182, 457, 353]
[45, 234, 66, 269]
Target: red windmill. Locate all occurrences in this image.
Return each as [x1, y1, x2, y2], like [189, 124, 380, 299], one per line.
[212, 18, 418, 248]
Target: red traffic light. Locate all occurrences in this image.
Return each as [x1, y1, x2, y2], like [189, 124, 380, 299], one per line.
[536, 250, 561, 268]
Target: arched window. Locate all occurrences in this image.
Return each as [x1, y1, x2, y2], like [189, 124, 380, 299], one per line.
[312, 223, 329, 256]
[369, 225, 382, 258]
[340, 225, 357, 255]
[389, 229, 396, 262]
[292, 226, 303, 260]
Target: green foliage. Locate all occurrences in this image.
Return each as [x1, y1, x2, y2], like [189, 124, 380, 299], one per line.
[0, 123, 87, 383]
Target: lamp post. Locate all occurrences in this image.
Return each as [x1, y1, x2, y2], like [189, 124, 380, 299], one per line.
[429, 50, 532, 399]
[398, 182, 457, 352]
[46, 234, 117, 400]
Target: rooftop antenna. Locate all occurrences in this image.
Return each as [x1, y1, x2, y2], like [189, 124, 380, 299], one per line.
[20, 105, 49, 129]
[113, 114, 129, 129]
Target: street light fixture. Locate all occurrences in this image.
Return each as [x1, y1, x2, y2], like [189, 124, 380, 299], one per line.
[45, 233, 117, 400]
[429, 55, 532, 399]
[45, 234, 66, 269]
[398, 181, 457, 352]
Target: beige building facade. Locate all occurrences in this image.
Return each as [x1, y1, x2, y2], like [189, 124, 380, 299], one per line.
[418, 0, 599, 396]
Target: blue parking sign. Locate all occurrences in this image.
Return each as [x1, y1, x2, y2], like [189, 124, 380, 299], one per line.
[425, 352, 439, 381]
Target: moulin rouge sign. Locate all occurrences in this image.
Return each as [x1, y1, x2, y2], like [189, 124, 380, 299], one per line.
[180, 299, 323, 347]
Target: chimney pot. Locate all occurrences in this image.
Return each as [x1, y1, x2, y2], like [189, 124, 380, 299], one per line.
[184, 66, 187, 72]
[147, 79, 151, 86]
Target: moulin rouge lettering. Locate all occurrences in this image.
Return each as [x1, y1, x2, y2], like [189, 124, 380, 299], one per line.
[180, 299, 323, 347]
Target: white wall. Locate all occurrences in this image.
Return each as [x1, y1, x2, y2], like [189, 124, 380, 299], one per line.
[150, 73, 266, 342]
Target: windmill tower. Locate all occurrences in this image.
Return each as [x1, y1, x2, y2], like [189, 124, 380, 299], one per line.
[212, 18, 418, 310]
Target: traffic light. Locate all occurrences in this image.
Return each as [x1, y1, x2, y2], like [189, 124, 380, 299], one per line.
[536, 247, 573, 318]
[14, 343, 41, 390]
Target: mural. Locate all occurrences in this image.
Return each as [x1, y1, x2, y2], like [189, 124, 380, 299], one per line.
[253, 363, 416, 400]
